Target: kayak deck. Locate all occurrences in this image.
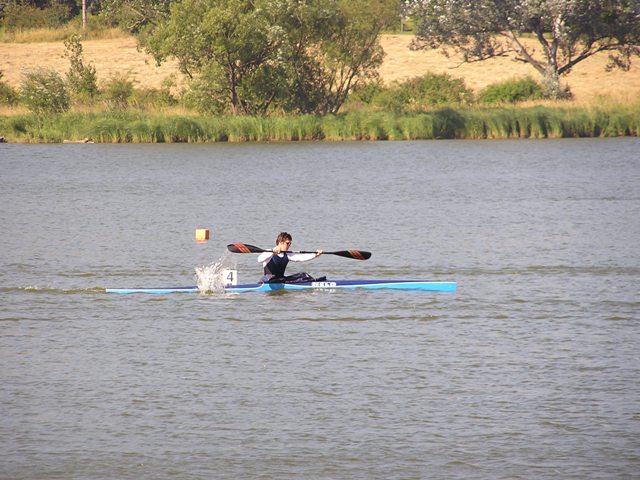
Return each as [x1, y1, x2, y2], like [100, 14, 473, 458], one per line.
[106, 280, 456, 294]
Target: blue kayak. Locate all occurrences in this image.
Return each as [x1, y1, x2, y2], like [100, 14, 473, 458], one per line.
[105, 279, 457, 294]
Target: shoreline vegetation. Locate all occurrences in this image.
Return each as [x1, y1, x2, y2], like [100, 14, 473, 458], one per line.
[1, 104, 638, 143]
[1, 25, 639, 143]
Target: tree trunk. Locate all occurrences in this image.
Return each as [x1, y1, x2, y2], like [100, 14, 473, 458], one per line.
[542, 66, 561, 99]
[542, 65, 570, 100]
[82, 0, 87, 30]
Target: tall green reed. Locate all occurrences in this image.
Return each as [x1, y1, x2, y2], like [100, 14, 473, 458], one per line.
[1, 104, 637, 143]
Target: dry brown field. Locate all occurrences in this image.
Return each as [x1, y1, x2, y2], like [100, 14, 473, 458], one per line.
[1, 34, 639, 103]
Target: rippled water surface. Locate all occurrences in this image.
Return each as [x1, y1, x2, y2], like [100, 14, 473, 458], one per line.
[1, 139, 639, 479]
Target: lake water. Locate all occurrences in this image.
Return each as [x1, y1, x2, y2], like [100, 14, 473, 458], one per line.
[1, 138, 639, 479]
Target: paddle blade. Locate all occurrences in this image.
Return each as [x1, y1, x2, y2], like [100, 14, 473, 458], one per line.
[330, 250, 371, 260]
[227, 243, 267, 254]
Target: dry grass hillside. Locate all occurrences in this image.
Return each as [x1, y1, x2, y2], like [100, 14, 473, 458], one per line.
[1, 34, 639, 103]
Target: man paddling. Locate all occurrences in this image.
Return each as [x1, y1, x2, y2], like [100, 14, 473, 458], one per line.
[257, 232, 323, 283]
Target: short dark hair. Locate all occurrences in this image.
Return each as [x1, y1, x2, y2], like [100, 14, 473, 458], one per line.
[276, 232, 292, 244]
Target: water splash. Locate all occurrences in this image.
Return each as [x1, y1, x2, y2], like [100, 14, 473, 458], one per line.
[194, 253, 237, 293]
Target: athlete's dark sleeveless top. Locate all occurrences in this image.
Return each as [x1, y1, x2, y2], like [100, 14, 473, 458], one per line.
[264, 253, 289, 278]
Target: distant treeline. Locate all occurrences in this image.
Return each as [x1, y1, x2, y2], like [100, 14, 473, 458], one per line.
[1, 105, 637, 143]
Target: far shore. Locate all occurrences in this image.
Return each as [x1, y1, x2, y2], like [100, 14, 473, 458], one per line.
[2, 32, 639, 144]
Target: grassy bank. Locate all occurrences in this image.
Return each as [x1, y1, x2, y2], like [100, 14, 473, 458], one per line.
[1, 104, 638, 143]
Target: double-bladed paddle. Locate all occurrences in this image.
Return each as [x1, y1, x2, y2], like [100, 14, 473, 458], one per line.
[227, 243, 371, 260]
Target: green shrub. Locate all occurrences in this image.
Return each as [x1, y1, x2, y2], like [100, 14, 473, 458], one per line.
[373, 87, 412, 113]
[102, 75, 134, 109]
[371, 72, 473, 112]
[181, 77, 228, 115]
[129, 78, 178, 110]
[478, 77, 544, 104]
[129, 88, 172, 109]
[0, 71, 19, 106]
[405, 73, 474, 107]
[20, 68, 70, 114]
[343, 80, 385, 109]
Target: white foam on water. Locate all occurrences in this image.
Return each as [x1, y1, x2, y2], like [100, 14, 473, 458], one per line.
[194, 253, 237, 293]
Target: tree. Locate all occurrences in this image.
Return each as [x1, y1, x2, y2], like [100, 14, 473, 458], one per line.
[98, 0, 173, 32]
[64, 34, 98, 98]
[269, 0, 396, 115]
[311, 0, 397, 114]
[144, 0, 398, 115]
[410, 0, 640, 98]
[145, 0, 288, 115]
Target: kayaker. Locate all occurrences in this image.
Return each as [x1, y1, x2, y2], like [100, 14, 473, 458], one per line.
[257, 232, 323, 283]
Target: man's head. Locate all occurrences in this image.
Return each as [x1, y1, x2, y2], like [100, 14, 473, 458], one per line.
[275, 232, 292, 249]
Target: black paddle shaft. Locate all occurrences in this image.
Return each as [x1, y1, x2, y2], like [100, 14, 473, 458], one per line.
[227, 243, 371, 260]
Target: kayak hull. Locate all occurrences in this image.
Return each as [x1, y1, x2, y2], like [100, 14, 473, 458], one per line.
[227, 280, 456, 293]
[106, 280, 456, 294]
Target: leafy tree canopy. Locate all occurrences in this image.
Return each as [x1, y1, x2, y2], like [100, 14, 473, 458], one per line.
[144, 0, 398, 115]
[409, 0, 640, 98]
[95, 0, 173, 32]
